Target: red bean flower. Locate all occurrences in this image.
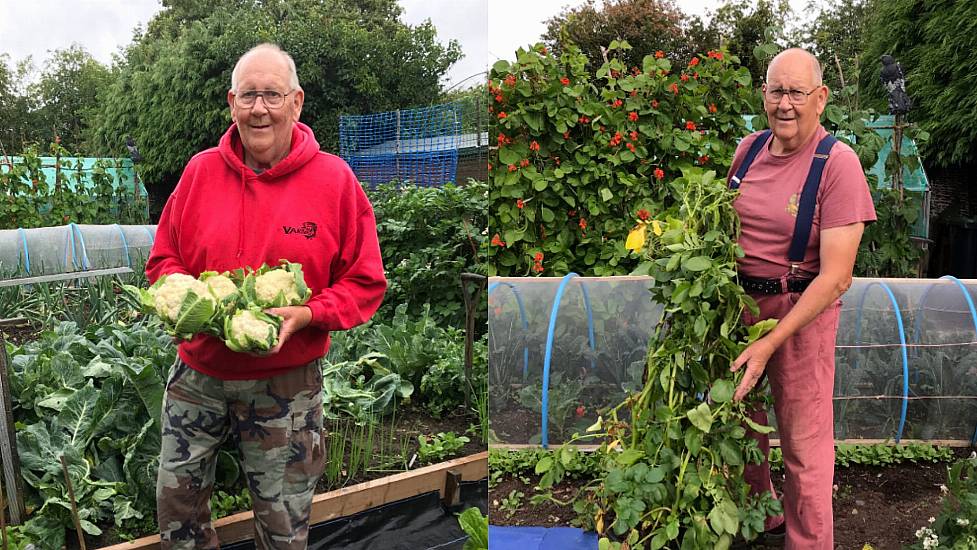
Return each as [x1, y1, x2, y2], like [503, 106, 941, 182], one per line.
[520, 159, 530, 167]
[685, 120, 697, 131]
[689, 57, 700, 67]
[654, 168, 665, 181]
[498, 111, 507, 119]
[495, 94, 503, 102]
[504, 74, 516, 87]
[680, 74, 689, 82]
[637, 209, 650, 220]
[652, 99, 660, 109]
[655, 50, 665, 59]
[611, 99, 623, 108]
[529, 140, 540, 152]
[579, 218, 588, 229]
[516, 199, 524, 209]
[508, 164, 517, 172]
[628, 111, 639, 122]
[670, 83, 679, 95]
[534, 252, 544, 262]
[629, 130, 639, 141]
[709, 103, 718, 113]
[491, 234, 505, 247]
[561, 77, 570, 86]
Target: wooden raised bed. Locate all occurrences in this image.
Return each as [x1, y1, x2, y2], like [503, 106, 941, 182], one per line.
[98, 451, 488, 550]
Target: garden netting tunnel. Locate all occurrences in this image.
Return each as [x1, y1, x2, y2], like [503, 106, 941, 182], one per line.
[488, 275, 977, 447]
[0, 224, 156, 278]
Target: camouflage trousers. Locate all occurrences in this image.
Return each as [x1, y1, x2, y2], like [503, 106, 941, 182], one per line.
[157, 359, 326, 550]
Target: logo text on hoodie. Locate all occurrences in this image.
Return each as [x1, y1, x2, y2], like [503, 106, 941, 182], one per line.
[283, 221, 318, 240]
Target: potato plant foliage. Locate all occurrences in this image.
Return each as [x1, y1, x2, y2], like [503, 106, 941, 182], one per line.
[534, 168, 781, 549]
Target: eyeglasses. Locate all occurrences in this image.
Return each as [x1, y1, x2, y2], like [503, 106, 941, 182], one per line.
[763, 86, 819, 105]
[234, 90, 293, 108]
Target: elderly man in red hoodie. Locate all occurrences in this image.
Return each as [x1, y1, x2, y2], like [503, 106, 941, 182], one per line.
[147, 43, 386, 550]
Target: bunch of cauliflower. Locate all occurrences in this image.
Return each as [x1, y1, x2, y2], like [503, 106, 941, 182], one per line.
[124, 260, 311, 352]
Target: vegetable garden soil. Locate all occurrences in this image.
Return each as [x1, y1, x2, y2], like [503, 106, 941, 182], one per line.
[489, 448, 973, 549]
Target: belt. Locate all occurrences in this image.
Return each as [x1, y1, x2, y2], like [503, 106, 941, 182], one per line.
[738, 276, 813, 295]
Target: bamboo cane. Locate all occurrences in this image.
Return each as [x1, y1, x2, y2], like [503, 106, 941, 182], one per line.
[59, 455, 86, 550]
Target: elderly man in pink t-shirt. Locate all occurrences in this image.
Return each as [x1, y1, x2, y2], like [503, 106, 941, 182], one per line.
[726, 49, 876, 549]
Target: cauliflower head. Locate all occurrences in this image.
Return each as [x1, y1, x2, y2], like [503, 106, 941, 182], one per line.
[153, 273, 214, 322]
[205, 274, 238, 302]
[224, 308, 281, 352]
[255, 269, 301, 305]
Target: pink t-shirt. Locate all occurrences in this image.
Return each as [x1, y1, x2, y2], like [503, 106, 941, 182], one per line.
[728, 126, 876, 279]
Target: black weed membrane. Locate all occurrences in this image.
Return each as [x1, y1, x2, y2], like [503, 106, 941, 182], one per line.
[223, 479, 487, 550]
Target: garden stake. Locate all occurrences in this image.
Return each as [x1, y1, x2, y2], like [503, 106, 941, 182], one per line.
[59, 455, 86, 550]
[460, 273, 486, 408]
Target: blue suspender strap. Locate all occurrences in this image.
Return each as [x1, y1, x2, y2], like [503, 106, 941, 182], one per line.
[728, 129, 771, 189]
[787, 134, 838, 263]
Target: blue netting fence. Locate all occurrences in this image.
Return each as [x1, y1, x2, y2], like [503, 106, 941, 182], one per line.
[339, 102, 464, 187]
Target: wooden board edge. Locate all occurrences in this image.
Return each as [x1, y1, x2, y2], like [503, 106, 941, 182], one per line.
[96, 451, 488, 550]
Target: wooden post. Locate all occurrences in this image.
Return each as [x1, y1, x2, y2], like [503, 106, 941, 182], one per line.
[395, 109, 402, 182]
[893, 113, 905, 202]
[1, 469, 8, 550]
[442, 470, 462, 507]
[0, 322, 24, 525]
[460, 273, 486, 408]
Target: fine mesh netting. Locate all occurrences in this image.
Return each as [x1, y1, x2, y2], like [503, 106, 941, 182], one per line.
[339, 102, 463, 187]
[489, 276, 977, 447]
[0, 224, 156, 277]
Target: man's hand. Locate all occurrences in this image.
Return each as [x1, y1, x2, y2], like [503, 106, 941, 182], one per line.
[730, 336, 776, 402]
[262, 305, 312, 355]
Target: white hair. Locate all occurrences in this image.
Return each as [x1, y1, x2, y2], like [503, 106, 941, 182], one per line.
[766, 48, 823, 86]
[230, 43, 300, 92]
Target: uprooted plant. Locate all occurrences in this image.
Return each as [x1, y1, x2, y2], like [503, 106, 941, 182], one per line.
[537, 167, 781, 549]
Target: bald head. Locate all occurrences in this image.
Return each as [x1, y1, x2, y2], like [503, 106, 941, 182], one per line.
[231, 43, 300, 93]
[766, 48, 822, 87]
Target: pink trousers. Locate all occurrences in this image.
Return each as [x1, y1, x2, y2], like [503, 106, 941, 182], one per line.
[743, 292, 840, 550]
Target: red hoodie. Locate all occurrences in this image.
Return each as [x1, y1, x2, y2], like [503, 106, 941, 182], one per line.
[146, 121, 386, 380]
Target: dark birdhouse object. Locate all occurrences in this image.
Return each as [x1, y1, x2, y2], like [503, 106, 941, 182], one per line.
[880, 54, 912, 115]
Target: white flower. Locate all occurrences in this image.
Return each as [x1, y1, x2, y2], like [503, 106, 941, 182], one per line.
[917, 526, 933, 539]
[940, 485, 949, 495]
[929, 517, 937, 524]
[957, 518, 970, 527]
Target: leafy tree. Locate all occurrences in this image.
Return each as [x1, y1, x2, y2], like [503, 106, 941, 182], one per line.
[858, 0, 977, 166]
[800, 0, 870, 95]
[27, 46, 112, 154]
[87, 0, 461, 218]
[0, 55, 40, 154]
[695, 0, 793, 88]
[541, 0, 692, 70]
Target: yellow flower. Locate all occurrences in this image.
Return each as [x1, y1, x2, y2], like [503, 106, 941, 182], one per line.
[652, 219, 663, 236]
[626, 223, 647, 253]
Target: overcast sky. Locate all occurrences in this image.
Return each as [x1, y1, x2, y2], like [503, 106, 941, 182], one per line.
[0, 0, 488, 90]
